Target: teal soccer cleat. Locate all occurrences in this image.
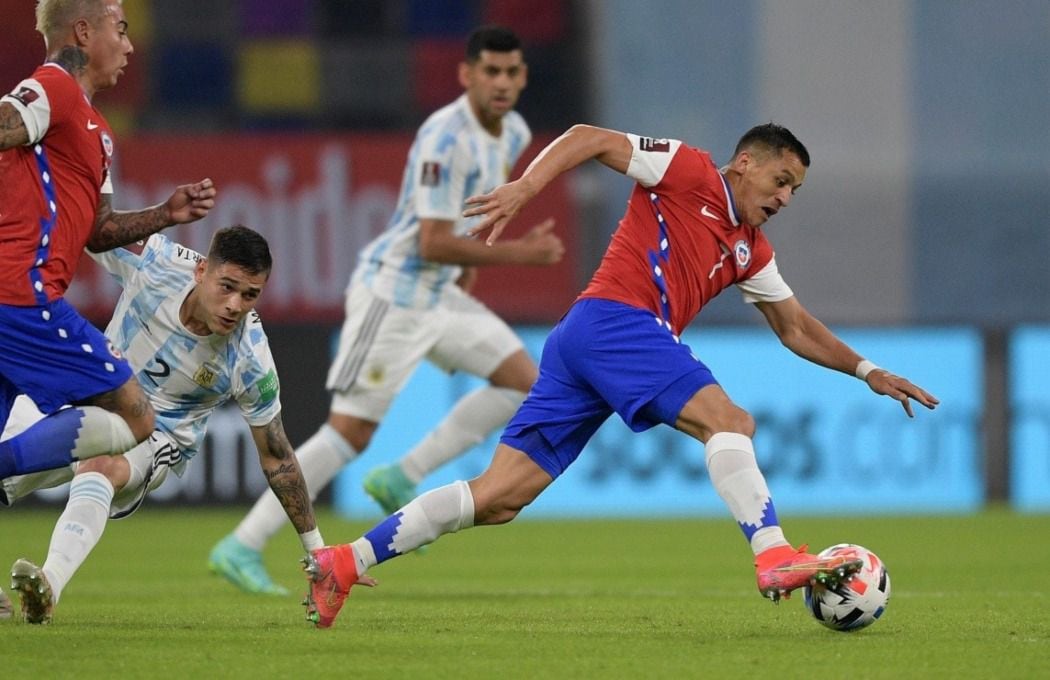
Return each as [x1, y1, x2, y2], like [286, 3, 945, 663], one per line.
[362, 463, 418, 515]
[208, 534, 289, 596]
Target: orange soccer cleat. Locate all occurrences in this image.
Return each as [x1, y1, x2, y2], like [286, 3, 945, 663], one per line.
[755, 544, 862, 604]
[301, 545, 359, 629]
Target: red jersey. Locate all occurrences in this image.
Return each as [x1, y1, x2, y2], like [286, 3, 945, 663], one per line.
[579, 136, 790, 336]
[0, 64, 115, 305]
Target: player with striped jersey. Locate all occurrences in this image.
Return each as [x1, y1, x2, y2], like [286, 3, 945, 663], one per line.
[4, 227, 339, 624]
[210, 26, 563, 601]
[0, 0, 216, 482]
[302, 123, 940, 627]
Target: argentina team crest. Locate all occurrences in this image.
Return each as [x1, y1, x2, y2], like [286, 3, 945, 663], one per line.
[193, 364, 219, 388]
[733, 239, 751, 268]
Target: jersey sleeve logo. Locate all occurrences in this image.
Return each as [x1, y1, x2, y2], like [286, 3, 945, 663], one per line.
[10, 86, 39, 107]
[638, 137, 671, 153]
[256, 368, 279, 403]
[101, 131, 114, 157]
[420, 161, 442, 187]
[733, 239, 752, 268]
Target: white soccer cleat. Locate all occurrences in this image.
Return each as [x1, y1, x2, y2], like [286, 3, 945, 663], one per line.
[10, 558, 54, 624]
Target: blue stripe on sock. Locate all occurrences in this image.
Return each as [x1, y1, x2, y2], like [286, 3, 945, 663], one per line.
[69, 479, 114, 508]
[363, 511, 405, 564]
[2, 408, 86, 476]
[739, 498, 780, 541]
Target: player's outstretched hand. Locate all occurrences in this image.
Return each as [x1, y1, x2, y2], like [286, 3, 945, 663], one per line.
[866, 370, 939, 418]
[355, 573, 378, 587]
[165, 178, 217, 224]
[464, 178, 534, 245]
[520, 218, 564, 265]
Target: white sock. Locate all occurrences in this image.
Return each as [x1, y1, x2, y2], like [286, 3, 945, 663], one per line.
[70, 407, 138, 460]
[353, 480, 475, 572]
[42, 472, 114, 603]
[704, 432, 788, 555]
[234, 424, 357, 551]
[399, 387, 525, 484]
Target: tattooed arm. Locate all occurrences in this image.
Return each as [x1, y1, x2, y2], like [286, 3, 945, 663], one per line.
[86, 178, 217, 252]
[0, 102, 30, 150]
[250, 413, 318, 535]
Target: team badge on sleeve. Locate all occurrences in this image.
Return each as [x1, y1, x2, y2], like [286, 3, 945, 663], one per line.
[257, 369, 279, 404]
[420, 161, 442, 187]
[638, 137, 671, 153]
[10, 86, 39, 107]
[734, 239, 752, 268]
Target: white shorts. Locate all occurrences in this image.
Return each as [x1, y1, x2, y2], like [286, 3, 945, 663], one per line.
[326, 282, 524, 421]
[107, 432, 182, 519]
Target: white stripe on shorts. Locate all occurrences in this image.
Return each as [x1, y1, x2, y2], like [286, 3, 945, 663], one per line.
[329, 296, 390, 393]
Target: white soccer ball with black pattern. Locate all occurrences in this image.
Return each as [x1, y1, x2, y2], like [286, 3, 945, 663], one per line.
[803, 543, 890, 632]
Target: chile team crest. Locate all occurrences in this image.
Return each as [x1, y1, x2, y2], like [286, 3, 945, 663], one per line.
[733, 239, 751, 268]
[101, 131, 114, 157]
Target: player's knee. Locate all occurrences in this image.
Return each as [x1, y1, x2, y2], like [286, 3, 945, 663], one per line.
[472, 487, 535, 526]
[77, 455, 129, 491]
[327, 413, 375, 452]
[709, 405, 755, 438]
[475, 499, 524, 526]
[489, 351, 538, 393]
[728, 407, 755, 437]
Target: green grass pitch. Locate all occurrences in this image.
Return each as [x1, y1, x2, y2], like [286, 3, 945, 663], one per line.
[2, 507, 1047, 679]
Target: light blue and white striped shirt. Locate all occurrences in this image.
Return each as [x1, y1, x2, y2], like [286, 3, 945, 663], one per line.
[354, 93, 531, 308]
[90, 234, 281, 473]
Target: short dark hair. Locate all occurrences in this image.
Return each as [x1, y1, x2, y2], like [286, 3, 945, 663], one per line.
[465, 25, 522, 62]
[733, 123, 810, 167]
[207, 225, 272, 277]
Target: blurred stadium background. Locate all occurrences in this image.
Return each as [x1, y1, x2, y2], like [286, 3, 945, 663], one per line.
[1, 0, 1048, 519]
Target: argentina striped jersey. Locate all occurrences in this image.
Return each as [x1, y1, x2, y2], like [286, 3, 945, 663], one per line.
[354, 93, 531, 308]
[89, 234, 281, 473]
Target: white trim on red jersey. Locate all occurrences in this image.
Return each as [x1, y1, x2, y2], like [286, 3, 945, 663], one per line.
[736, 258, 794, 303]
[624, 133, 684, 187]
[2, 77, 50, 145]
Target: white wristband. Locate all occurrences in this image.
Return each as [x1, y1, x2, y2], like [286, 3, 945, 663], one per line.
[854, 359, 879, 380]
[299, 528, 324, 552]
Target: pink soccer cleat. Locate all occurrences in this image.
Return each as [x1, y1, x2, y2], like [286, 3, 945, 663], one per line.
[301, 545, 359, 629]
[755, 544, 862, 604]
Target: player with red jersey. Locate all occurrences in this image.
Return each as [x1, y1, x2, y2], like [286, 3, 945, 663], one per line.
[0, 0, 216, 481]
[295, 123, 939, 628]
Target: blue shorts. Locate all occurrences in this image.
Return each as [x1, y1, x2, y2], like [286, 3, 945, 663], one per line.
[0, 299, 133, 430]
[501, 298, 718, 479]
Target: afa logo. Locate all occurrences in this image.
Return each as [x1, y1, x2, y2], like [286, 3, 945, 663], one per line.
[733, 239, 751, 268]
[194, 364, 219, 389]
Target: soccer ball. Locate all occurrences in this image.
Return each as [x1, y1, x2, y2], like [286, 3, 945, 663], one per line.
[803, 543, 890, 632]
